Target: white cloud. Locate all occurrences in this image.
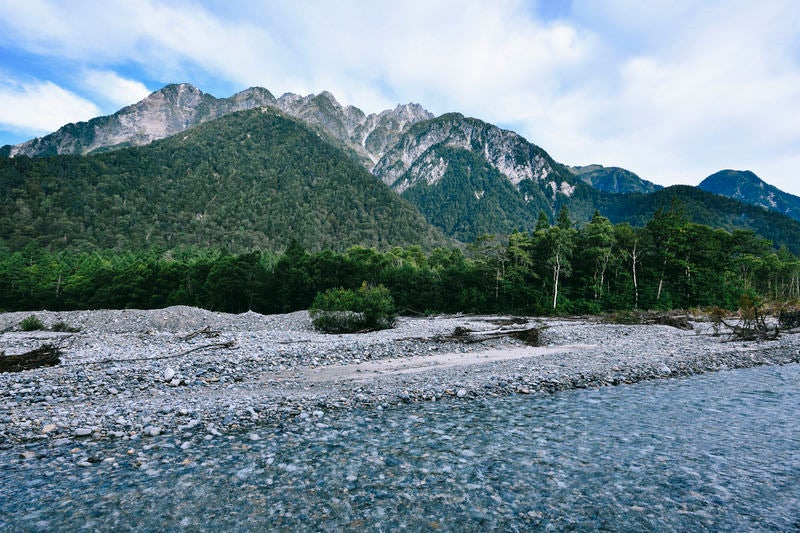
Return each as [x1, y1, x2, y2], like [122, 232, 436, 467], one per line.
[81, 70, 152, 108]
[0, 0, 294, 93]
[506, 0, 800, 192]
[0, 80, 100, 133]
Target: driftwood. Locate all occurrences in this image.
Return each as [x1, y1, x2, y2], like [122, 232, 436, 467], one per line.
[779, 310, 800, 330]
[79, 340, 236, 366]
[605, 311, 694, 330]
[718, 317, 779, 341]
[713, 299, 779, 341]
[0, 344, 62, 373]
[179, 325, 221, 341]
[442, 325, 544, 346]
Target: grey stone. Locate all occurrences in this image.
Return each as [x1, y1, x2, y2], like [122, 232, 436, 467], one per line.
[143, 426, 162, 437]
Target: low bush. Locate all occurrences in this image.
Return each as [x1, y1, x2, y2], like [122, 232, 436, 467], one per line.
[51, 321, 81, 333]
[19, 315, 46, 331]
[310, 283, 396, 333]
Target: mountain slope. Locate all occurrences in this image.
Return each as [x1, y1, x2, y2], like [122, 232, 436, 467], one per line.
[400, 146, 541, 241]
[569, 164, 662, 194]
[589, 185, 800, 253]
[5, 83, 800, 252]
[698, 170, 800, 222]
[371, 112, 591, 238]
[0, 109, 448, 252]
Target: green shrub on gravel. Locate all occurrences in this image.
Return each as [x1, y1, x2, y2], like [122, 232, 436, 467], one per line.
[310, 283, 396, 333]
[19, 315, 46, 331]
[51, 321, 81, 333]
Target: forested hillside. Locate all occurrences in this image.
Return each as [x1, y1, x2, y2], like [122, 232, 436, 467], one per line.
[590, 186, 800, 254]
[568, 165, 662, 194]
[0, 108, 447, 252]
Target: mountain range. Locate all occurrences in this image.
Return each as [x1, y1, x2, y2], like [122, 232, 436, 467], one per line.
[2, 83, 800, 252]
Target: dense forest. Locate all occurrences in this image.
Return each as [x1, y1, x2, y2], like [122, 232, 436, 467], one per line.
[0, 109, 447, 252]
[3, 205, 798, 315]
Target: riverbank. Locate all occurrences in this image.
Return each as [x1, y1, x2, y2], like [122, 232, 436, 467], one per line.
[2, 306, 799, 447]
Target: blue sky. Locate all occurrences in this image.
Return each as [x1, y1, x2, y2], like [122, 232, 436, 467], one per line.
[1, 0, 799, 195]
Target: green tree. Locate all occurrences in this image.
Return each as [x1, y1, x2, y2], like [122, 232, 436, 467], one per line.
[537, 224, 576, 311]
[579, 211, 616, 302]
[644, 200, 690, 307]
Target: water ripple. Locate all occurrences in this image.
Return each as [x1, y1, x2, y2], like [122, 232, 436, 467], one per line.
[2, 363, 799, 531]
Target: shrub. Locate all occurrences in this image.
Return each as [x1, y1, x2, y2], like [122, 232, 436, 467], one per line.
[310, 282, 396, 333]
[602, 310, 642, 325]
[19, 315, 45, 331]
[51, 321, 81, 333]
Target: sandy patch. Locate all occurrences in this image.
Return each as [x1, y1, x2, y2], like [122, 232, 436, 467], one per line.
[285, 344, 597, 382]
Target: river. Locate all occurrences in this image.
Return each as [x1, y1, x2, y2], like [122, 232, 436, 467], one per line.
[2, 363, 799, 531]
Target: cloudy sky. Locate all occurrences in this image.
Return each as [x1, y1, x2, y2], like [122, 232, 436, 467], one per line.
[1, 0, 799, 194]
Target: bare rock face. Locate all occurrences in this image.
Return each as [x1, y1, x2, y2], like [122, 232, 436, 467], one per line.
[6, 84, 433, 174]
[274, 92, 433, 167]
[371, 112, 577, 202]
[356, 103, 434, 165]
[7, 84, 277, 157]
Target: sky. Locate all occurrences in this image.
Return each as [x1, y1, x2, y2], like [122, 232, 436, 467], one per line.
[1, 0, 799, 195]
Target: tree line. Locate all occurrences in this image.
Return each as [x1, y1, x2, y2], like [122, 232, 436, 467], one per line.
[2, 205, 799, 315]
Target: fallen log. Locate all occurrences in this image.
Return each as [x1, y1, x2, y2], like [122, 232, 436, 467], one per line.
[0, 344, 62, 373]
[603, 310, 694, 330]
[441, 325, 545, 346]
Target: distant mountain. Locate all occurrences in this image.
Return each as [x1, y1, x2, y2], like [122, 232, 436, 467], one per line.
[0, 109, 447, 252]
[589, 185, 800, 253]
[568, 164, 662, 194]
[698, 170, 800, 222]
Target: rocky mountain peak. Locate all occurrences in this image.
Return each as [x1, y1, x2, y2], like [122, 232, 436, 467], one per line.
[230, 86, 276, 103]
[372, 113, 575, 201]
[142, 83, 206, 108]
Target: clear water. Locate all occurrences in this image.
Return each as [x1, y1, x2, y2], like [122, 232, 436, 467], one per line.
[3, 364, 799, 531]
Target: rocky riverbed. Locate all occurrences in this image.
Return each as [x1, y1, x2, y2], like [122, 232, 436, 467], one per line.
[2, 306, 799, 450]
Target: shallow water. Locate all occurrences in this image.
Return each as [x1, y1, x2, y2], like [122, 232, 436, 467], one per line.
[3, 363, 799, 531]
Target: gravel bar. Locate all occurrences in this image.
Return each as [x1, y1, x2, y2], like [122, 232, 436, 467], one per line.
[2, 306, 799, 449]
